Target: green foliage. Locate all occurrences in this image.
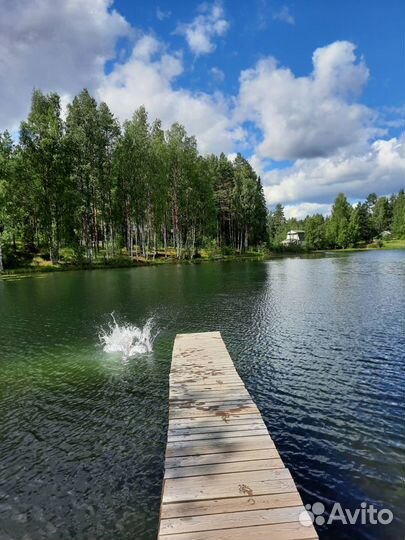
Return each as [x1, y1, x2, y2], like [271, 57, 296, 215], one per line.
[305, 214, 326, 249]
[267, 204, 286, 246]
[2, 88, 404, 271]
[273, 189, 403, 253]
[0, 89, 269, 270]
[19, 90, 66, 263]
[326, 193, 351, 248]
[371, 196, 391, 234]
[391, 190, 405, 239]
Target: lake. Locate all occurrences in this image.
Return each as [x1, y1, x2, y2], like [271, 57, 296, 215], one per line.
[0, 250, 404, 540]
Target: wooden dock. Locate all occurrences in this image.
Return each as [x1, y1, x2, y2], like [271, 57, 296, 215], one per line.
[158, 331, 319, 540]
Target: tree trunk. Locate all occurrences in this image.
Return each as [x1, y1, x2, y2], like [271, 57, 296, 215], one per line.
[191, 225, 196, 258]
[0, 234, 4, 272]
[163, 225, 167, 258]
[104, 222, 109, 260]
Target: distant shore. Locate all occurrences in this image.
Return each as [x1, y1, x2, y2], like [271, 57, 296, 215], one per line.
[1, 239, 404, 280]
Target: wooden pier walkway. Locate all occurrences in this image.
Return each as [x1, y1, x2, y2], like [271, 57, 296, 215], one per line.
[158, 331, 319, 540]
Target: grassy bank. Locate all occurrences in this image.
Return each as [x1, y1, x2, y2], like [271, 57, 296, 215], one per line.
[0, 247, 266, 279]
[380, 239, 405, 249]
[1, 240, 404, 280]
[318, 238, 405, 253]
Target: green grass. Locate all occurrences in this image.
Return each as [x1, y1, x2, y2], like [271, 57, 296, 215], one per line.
[0, 248, 266, 279]
[2, 240, 402, 280]
[380, 238, 405, 250]
[317, 238, 405, 253]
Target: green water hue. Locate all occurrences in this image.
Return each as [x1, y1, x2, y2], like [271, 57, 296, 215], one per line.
[1, 251, 404, 540]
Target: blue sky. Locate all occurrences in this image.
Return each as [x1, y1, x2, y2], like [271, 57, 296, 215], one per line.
[1, 0, 404, 217]
[115, 0, 404, 110]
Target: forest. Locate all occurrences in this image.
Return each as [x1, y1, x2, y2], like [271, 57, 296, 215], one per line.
[268, 191, 405, 250]
[0, 89, 404, 272]
[0, 89, 268, 270]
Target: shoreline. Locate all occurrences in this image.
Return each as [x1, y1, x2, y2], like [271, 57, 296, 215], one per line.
[0, 252, 265, 280]
[1, 240, 404, 280]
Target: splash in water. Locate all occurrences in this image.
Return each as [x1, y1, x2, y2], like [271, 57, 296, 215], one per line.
[99, 314, 155, 358]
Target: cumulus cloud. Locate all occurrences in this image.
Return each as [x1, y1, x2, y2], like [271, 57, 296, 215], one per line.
[237, 41, 382, 161]
[273, 5, 295, 25]
[284, 203, 332, 219]
[98, 35, 242, 154]
[0, 0, 130, 130]
[0, 1, 402, 212]
[175, 2, 229, 56]
[241, 41, 404, 208]
[0, 1, 238, 154]
[263, 133, 405, 205]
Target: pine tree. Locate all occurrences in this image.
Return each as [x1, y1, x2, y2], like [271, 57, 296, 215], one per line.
[327, 193, 352, 248]
[371, 196, 390, 235]
[305, 214, 326, 249]
[66, 89, 101, 261]
[0, 131, 15, 271]
[268, 203, 286, 246]
[392, 190, 405, 238]
[20, 90, 65, 263]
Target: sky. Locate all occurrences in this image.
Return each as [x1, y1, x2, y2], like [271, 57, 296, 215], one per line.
[0, 0, 404, 218]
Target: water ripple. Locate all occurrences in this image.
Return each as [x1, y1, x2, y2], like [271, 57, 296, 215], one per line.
[0, 251, 404, 539]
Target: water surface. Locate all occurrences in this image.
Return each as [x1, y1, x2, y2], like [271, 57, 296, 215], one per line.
[0, 251, 404, 539]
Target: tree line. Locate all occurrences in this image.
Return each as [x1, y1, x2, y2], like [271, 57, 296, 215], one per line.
[0, 89, 268, 270]
[268, 191, 405, 250]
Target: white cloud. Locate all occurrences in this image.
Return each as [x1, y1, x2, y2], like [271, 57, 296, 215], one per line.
[379, 105, 405, 129]
[0, 1, 239, 154]
[211, 67, 225, 82]
[1, 2, 403, 213]
[284, 203, 331, 219]
[156, 7, 171, 21]
[176, 2, 229, 56]
[263, 133, 405, 205]
[98, 35, 243, 154]
[237, 41, 382, 162]
[273, 5, 295, 25]
[227, 152, 238, 162]
[0, 0, 131, 130]
[242, 41, 404, 208]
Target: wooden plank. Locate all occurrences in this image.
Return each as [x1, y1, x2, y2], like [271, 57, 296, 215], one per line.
[165, 448, 282, 468]
[158, 522, 318, 540]
[160, 492, 303, 519]
[158, 332, 319, 540]
[168, 400, 256, 410]
[160, 505, 309, 535]
[169, 403, 259, 419]
[170, 375, 240, 383]
[164, 458, 284, 478]
[169, 389, 250, 399]
[168, 414, 265, 429]
[166, 436, 275, 457]
[168, 429, 269, 442]
[170, 384, 246, 391]
[168, 422, 267, 436]
[162, 469, 293, 503]
[169, 394, 252, 403]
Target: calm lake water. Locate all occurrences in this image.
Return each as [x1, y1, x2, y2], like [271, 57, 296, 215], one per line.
[0, 251, 404, 540]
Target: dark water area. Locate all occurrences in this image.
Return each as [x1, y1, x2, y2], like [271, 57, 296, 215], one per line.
[0, 250, 404, 540]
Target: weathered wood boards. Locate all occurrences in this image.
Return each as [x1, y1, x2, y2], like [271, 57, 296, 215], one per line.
[158, 331, 319, 539]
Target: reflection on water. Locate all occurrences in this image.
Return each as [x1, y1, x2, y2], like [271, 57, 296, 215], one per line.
[0, 251, 404, 540]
